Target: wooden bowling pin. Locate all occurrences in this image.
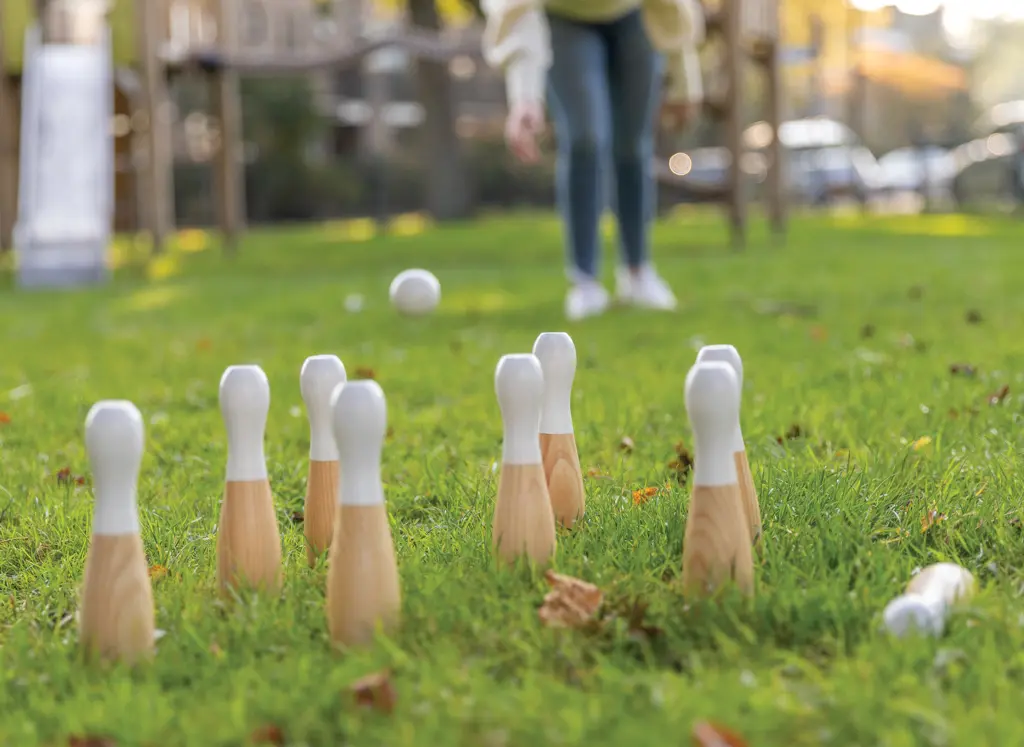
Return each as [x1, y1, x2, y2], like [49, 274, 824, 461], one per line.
[300, 354, 347, 566]
[79, 400, 155, 664]
[533, 332, 585, 528]
[326, 379, 401, 648]
[681, 361, 754, 598]
[882, 562, 975, 638]
[216, 364, 283, 596]
[696, 344, 762, 546]
[492, 353, 557, 565]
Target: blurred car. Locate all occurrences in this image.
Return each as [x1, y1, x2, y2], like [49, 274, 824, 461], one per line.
[877, 146, 956, 199]
[951, 102, 1024, 210]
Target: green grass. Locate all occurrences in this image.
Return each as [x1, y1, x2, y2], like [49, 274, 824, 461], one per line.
[2, 209, 1024, 746]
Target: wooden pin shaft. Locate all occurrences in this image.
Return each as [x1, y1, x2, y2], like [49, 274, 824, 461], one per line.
[326, 504, 401, 648]
[492, 462, 557, 565]
[216, 479, 283, 595]
[80, 533, 155, 665]
[304, 460, 338, 566]
[540, 433, 585, 529]
[734, 450, 762, 547]
[682, 483, 754, 598]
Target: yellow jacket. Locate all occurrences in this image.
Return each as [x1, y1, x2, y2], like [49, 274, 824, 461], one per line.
[481, 0, 705, 108]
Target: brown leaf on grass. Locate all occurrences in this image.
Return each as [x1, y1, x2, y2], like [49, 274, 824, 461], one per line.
[196, 338, 212, 351]
[587, 467, 611, 479]
[209, 641, 224, 656]
[859, 323, 876, 339]
[691, 721, 748, 747]
[350, 669, 397, 714]
[0, 411, 10, 424]
[538, 570, 603, 629]
[920, 509, 947, 533]
[289, 510, 304, 524]
[965, 309, 983, 324]
[55, 467, 85, 486]
[147, 564, 168, 581]
[248, 724, 284, 745]
[632, 487, 659, 506]
[385, 427, 395, 440]
[619, 436, 635, 453]
[668, 442, 694, 483]
[989, 385, 1010, 405]
[809, 325, 828, 342]
[908, 285, 924, 300]
[776, 423, 805, 444]
[623, 598, 663, 642]
[67, 738, 117, 747]
[354, 366, 376, 379]
[949, 363, 977, 376]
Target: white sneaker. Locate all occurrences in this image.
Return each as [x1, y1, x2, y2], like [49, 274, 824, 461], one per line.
[565, 279, 610, 321]
[615, 264, 678, 311]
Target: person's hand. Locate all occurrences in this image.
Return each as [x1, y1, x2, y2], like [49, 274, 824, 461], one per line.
[505, 101, 545, 164]
[660, 100, 702, 132]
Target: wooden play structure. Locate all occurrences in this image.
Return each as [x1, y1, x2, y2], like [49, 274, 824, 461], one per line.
[658, 0, 786, 248]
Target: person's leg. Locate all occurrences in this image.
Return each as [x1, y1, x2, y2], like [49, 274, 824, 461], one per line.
[546, 13, 614, 318]
[603, 10, 678, 310]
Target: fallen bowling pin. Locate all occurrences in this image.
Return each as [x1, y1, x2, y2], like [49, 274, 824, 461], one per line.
[326, 379, 401, 648]
[695, 344, 762, 546]
[300, 354, 347, 566]
[532, 332, 585, 528]
[883, 562, 975, 638]
[80, 400, 155, 664]
[492, 353, 557, 565]
[681, 361, 754, 598]
[216, 364, 283, 596]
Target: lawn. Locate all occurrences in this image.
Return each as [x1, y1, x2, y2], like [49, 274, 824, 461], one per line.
[1, 209, 1024, 746]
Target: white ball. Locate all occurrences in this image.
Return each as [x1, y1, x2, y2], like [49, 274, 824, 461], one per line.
[389, 269, 440, 316]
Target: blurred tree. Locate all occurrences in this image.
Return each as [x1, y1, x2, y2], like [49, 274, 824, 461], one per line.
[406, 0, 474, 219]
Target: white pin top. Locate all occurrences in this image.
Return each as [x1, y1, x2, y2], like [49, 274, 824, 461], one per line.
[532, 332, 576, 435]
[685, 361, 740, 487]
[495, 353, 544, 464]
[85, 400, 144, 536]
[695, 344, 745, 453]
[219, 364, 270, 482]
[300, 354, 347, 462]
[882, 563, 974, 638]
[330, 379, 387, 506]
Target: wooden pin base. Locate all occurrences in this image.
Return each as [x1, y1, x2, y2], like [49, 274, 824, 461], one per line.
[540, 433, 585, 529]
[682, 484, 754, 598]
[304, 460, 338, 567]
[80, 533, 155, 665]
[492, 462, 557, 565]
[734, 450, 763, 547]
[326, 504, 401, 648]
[216, 479, 283, 596]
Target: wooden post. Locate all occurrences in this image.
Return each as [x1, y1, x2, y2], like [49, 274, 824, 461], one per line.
[136, 0, 174, 253]
[724, 0, 746, 249]
[0, 1, 18, 251]
[210, 0, 245, 252]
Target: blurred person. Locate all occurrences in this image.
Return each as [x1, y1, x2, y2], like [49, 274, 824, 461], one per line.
[482, 0, 705, 320]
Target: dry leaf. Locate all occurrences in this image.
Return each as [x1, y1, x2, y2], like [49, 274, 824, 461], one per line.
[632, 487, 658, 506]
[920, 509, 947, 533]
[386, 427, 395, 440]
[587, 467, 609, 478]
[988, 385, 1010, 405]
[538, 570, 603, 629]
[289, 510, 304, 524]
[965, 309, 983, 324]
[624, 598, 663, 641]
[949, 363, 976, 376]
[67, 738, 117, 747]
[691, 721, 748, 747]
[209, 641, 223, 656]
[911, 436, 932, 451]
[619, 436, 635, 453]
[355, 366, 377, 379]
[248, 724, 284, 745]
[0, 411, 10, 424]
[148, 564, 168, 581]
[908, 285, 924, 300]
[776, 423, 805, 444]
[55, 467, 84, 486]
[668, 441, 694, 483]
[860, 323, 875, 339]
[350, 669, 397, 714]
[196, 338, 212, 351]
[810, 325, 828, 342]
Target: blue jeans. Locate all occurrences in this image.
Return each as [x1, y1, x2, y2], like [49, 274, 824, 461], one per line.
[546, 8, 664, 281]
